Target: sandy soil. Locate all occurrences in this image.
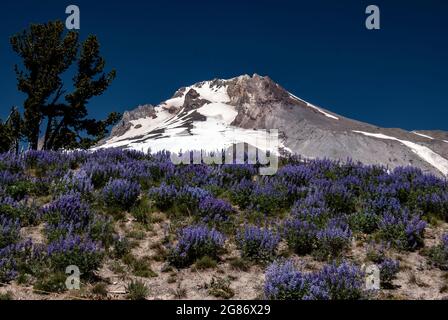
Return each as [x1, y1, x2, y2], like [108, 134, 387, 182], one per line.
[1, 216, 447, 300]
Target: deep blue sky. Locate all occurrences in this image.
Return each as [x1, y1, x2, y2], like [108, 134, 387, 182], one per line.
[0, 0, 447, 131]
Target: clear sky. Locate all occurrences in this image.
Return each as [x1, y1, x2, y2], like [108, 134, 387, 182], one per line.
[0, 0, 447, 131]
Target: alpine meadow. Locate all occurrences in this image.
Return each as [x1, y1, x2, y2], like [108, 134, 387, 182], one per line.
[0, 1, 448, 303]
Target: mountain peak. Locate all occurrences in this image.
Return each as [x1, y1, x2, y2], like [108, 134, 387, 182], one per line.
[96, 75, 448, 177]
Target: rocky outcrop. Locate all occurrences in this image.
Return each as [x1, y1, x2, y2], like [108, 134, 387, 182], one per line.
[182, 89, 210, 112]
[109, 104, 156, 138]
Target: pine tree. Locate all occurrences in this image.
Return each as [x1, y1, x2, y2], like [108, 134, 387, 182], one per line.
[8, 107, 23, 154]
[0, 120, 13, 153]
[10, 21, 119, 150]
[0, 107, 23, 154]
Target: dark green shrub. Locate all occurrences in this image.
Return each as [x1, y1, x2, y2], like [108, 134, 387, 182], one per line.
[34, 272, 68, 294]
[126, 280, 149, 300]
[194, 256, 217, 270]
[46, 236, 104, 278]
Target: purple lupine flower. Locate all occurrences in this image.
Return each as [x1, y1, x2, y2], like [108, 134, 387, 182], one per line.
[119, 159, 152, 182]
[316, 220, 352, 243]
[102, 178, 141, 209]
[0, 170, 23, 186]
[148, 159, 175, 182]
[81, 160, 124, 188]
[177, 186, 212, 208]
[170, 164, 216, 187]
[198, 197, 235, 222]
[46, 235, 104, 276]
[365, 196, 402, 215]
[0, 152, 26, 173]
[417, 191, 448, 220]
[277, 164, 313, 187]
[42, 193, 92, 227]
[378, 210, 426, 250]
[314, 222, 352, 260]
[148, 183, 178, 210]
[264, 260, 310, 300]
[221, 164, 258, 182]
[309, 261, 364, 300]
[392, 166, 423, 182]
[442, 233, 448, 250]
[293, 190, 327, 211]
[0, 239, 43, 260]
[379, 258, 400, 285]
[59, 170, 94, 196]
[169, 225, 225, 267]
[264, 259, 364, 300]
[46, 235, 101, 256]
[149, 184, 211, 211]
[229, 178, 254, 209]
[0, 256, 17, 283]
[249, 180, 289, 215]
[321, 182, 356, 214]
[283, 218, 317, 254]
[0, 240, 45, 283]
[41, 192, 112, 242]
[0, 216, 21, 249]
[236, 225, 280, 261]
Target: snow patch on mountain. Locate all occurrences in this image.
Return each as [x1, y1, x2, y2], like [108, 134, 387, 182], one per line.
[194, 83, 230, 103]
[109, 108, 171, 143]
[197, 102, 238, 123]
[412, 131, 434, 140]
[289, 94, 339, 120]
[353, 130, 448, 176]
[99, 125, 281, 155]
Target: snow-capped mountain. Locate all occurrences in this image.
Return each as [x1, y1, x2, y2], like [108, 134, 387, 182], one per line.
[96, 74, 448, 177]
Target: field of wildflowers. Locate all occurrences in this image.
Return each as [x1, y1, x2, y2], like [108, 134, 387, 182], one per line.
[0, 149, 447, 300]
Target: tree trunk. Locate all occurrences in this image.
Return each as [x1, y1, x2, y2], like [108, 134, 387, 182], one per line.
[43, 115, 53, 150]
[46, 118, 65, 150]
[29, 133, 39, 150]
